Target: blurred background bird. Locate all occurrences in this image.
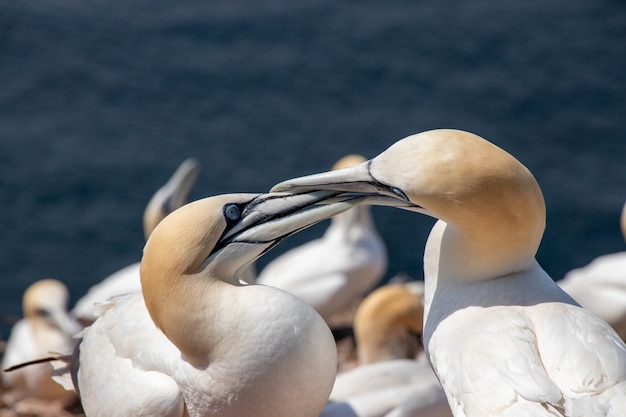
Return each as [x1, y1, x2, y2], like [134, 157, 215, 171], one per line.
[2, 279, 81, 407]
[70, 158, 200, 325]
[558, 200, 626, 340]
[322, 282, 451, 417]
[1, 0, 625, 416]
[256, 154, 388, 328]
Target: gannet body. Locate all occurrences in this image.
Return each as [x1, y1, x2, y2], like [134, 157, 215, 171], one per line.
[62, 191, 360, 417]
[321, 284, 449, 417]
[257, 155, 387, 321]
[272, 129, 626, 416]
[71, 158, 200, 324]
[558, 202, 626, 340]
[2, 279, 81, 404]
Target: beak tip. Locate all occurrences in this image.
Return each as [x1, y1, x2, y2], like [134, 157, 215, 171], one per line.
[269, 182, 291, 193]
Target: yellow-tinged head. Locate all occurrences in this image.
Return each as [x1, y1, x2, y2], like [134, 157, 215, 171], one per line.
[139, 191, 361, 363]
[332, 154, 367, 171]
[272, 129, 546, 280]
[354, 283, 424, 364]
[22, 279, 81, 336]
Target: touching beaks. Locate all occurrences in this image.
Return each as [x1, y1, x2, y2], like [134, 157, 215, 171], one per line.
[271, 160, 414, 209]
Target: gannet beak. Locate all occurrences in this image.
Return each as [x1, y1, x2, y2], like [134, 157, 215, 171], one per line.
[271, 161, 414, 209]
[211, 191, 363, 257]
[161, 158, 201, 213]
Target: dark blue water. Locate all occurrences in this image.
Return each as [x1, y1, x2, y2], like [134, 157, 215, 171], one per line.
[1, 0, 625, 339]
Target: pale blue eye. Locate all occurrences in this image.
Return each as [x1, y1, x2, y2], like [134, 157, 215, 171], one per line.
[224, 204, 241, 221]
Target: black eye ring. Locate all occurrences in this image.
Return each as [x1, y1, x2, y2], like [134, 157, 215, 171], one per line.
[224, 204, 241, 221]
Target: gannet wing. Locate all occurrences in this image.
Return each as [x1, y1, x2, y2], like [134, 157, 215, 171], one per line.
[77, 294, 185, 417]
[2, 321, 38, 369]
[532, 304, 626, 413]
[71, 263, 141, 322]
[433, 304, 626, 416]
[430, 307, 563, 416]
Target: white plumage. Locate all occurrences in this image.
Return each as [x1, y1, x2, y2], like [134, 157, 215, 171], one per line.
[257, 155, 387, 321]
[321, 283, 450, 417]
[58, 191, 362, 417]
[272, 129, 626, 416]
[558, 201, 626, 340]
[2, 279, 81, 405]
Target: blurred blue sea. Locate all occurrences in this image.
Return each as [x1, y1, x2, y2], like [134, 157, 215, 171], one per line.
[1, 0, 625, 339]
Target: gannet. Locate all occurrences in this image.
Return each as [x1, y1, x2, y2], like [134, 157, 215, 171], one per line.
[353, 283, 424, 365]
[58, 190, 363, 417]
[321, 283, 450, 417]
[558, 201, 626, 340]
[2, 279, 81, 404]
[257, 154, 388, 322]
[273, 129, 626, 416]
[71, 158, 200, 324]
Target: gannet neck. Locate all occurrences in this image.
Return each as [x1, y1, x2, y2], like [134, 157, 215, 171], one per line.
[272, 131, 545, 281]
[371, 130, 545, 283]
[327, 153, 377, 243]
[140, 195, 244, 364]
[354, 284, 423, 365]
[328, 204, 376, 242]
[270, 130, 626, 416]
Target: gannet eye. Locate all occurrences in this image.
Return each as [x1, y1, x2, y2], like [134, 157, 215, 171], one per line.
[35, 308, 51, 318]
[224, 204, 241, 221]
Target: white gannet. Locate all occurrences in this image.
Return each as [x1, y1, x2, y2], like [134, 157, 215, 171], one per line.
[273, 129, 626, 416]
[71, 158, 200, 324]
[58, 190, 364, 417]
[321, 283, 450, 417]
[257, 154, 388, 322]
[353, 283, 424, 365]
[2, 279, 81, 404]
[558, 201, 626, 340]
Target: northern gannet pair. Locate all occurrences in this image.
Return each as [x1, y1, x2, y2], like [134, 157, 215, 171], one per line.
[322, 283, 450, 417]
[256, 154, 387, 322]
[71, 158, 200, 324]
[272, 129, 626, 416]
[558, 201, 626, 340]
[2, 279, 81, 405]
[56, 190, 366, 417]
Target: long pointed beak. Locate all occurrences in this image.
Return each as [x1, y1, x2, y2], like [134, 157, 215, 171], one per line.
[161, 158, 201, 212]
[271, 161, 414, 209]
[212, 191, 365, 255]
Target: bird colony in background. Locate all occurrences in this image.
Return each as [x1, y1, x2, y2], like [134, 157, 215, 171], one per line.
[71, 158, 201, 326]
[1, 129, 625, 417]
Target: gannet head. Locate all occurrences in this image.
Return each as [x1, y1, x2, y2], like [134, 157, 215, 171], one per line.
[272, 129, 546, 279]
[140, 190, 360, 360]
[143, 158, 201, 239]
[332, 154, 367, 171]
[23, 279, 82, 336]
[354, 284, 424, 364]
